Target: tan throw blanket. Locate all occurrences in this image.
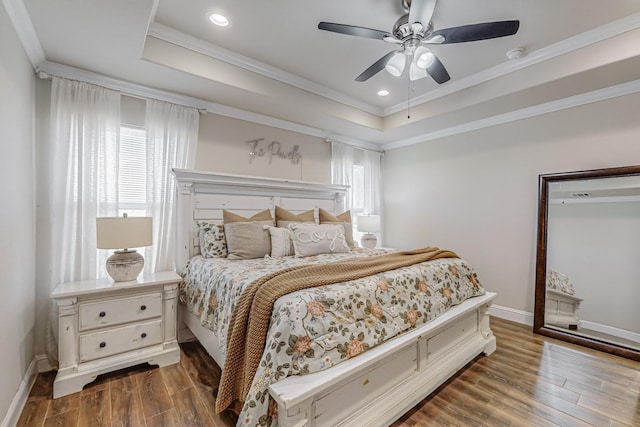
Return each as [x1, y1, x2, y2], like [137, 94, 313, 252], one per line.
[215, 247, 458, 414]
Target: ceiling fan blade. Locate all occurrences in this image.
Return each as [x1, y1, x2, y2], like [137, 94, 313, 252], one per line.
[356, 51, 398, 82]
[426, 55, 450, 84]
[318, 22, 391, 41]
[408, 0, 437, 25]
[432, 20, 520, 44]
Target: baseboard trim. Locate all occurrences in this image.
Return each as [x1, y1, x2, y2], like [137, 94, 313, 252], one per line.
[580, 320, 640, 344]
[490, 304, 534, 326]
[35, 354, 53, 373]
[1, 358, 37, 427]
[489, 305, 640, 345]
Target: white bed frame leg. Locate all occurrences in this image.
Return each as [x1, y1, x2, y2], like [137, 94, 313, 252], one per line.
[480, 302, 496, 355]
[277, 399, 313, 427]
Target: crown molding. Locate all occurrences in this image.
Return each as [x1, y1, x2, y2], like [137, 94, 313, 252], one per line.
[384, 12, 640, 117]
[2, 0, 46, 68]
[382, 78, 640, 151]
[36, 61, 380, 151]
[147, 23, 383, 117]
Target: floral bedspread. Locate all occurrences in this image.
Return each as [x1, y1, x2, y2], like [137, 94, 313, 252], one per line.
[179, 248, 486, 426]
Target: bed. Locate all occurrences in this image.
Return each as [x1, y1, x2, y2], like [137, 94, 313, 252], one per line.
[173, 169, 496, 427]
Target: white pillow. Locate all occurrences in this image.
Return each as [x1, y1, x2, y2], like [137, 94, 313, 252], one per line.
[266, 225, 294, 257]
[289, 223, 350, 257]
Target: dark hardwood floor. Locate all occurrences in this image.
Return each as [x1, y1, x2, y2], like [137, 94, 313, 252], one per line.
[17, 318, 640, 426]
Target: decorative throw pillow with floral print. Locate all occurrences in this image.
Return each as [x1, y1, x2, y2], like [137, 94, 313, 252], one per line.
[197, 221, 227, 258]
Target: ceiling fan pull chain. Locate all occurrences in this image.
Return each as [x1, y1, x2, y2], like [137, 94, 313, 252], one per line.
[407, 75, 411, 119]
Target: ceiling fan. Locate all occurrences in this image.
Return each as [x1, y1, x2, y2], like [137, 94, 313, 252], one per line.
[318, 0, 520, 84]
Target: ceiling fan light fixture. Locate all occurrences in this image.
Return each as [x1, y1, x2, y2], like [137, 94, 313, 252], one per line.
[414, 46, 435, 69]
[385, 52, 406, 77]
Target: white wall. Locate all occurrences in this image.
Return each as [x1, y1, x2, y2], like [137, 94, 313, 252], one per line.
[382, 92, 640, 314]
[196, 113, 331, 183]
[0, 2, 37, 422]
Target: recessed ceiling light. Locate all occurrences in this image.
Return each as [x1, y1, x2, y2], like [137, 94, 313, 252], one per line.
[209, 13, 230, 27]
[377, 90, 390, 97]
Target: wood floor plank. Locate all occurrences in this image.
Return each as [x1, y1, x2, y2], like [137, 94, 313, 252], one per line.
[180, 341, 221, 390]
[110, 375, 146, 427]
[16, 398, 49, 427]
[29, 371, 56, 400]
[43, 408, 79, 427]
[171, 386, 215, 427]
[473, 369, 597, 427]
[146, 409, 182, 427]
[135, 368, 174, 419]
[48, 393, 80, 417]
[436, 380, 513, 426]
[160, 362, 192, 396]
[578, 393, 640, 426]
[78, 389, 111, 427]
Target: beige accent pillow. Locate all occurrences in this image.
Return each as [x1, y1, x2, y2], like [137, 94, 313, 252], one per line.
[223, 209, 273, 224]
[318, 208, 355, 248]
[266, 225, 294, 257]
[290, 223, 350, 257]
[274, 206, 318, 228]
[224, 220, 272, 259]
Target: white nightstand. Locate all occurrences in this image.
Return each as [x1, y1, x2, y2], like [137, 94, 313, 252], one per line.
[50, 271, 181, 398]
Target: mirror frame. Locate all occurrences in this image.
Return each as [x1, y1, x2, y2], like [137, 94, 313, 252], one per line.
[534, 165, 640, 362]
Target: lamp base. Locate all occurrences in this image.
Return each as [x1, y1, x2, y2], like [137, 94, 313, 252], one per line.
[106, 250, 144, 282]
[360, 233, 377, 249]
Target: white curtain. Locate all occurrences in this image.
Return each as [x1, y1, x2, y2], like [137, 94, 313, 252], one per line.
[331, 141, 383, 242]
[362, 148, 382, 217]
[47, 77, 121, 363]
[50, 77, 121, 285]
[144, 99, 198, 273]
[331, 141, 355, 211]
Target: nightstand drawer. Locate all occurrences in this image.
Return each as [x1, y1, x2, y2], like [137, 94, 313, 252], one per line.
[79, 318, 163, 362]
[79, 292, 162, 331]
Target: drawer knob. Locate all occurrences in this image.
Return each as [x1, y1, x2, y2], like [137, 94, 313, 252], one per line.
[99, 342, 106, 348]
[99, 311, 106, 317]
[140, 305, 147, 311]
[141, 333, 147, 338]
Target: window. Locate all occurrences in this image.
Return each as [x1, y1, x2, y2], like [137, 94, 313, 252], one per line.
[96, 125, 149, 278]
[117, 125, 147, 218]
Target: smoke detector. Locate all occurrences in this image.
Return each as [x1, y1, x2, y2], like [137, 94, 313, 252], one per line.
[506, 47, 525, 60]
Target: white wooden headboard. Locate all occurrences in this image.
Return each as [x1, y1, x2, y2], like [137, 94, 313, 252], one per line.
[172, 169, 348, 272]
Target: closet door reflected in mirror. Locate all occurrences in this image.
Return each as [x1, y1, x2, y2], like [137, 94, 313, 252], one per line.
[534, 166, 640, 361]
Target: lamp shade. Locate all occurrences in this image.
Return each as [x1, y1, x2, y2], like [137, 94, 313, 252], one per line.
[357, 215, 380, 233]
[96, 216, 152, 249]
[414, 46, 435, 70]
[385, 52, 406, 77]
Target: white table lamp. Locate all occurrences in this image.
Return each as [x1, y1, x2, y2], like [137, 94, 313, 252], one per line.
[96, 214, 152, 282]
[357, 214, 380, 249]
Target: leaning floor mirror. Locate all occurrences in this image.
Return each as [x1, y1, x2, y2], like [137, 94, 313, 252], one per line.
[534, 165, 640, 361]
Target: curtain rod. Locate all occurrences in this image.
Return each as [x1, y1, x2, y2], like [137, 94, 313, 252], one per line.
[324, 138, 385, 155]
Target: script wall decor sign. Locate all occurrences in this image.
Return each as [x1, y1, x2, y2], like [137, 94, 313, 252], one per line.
[248, 138, 302, 165]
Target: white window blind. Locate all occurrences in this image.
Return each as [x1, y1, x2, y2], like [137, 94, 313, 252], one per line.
[117, 125, 147, 218]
